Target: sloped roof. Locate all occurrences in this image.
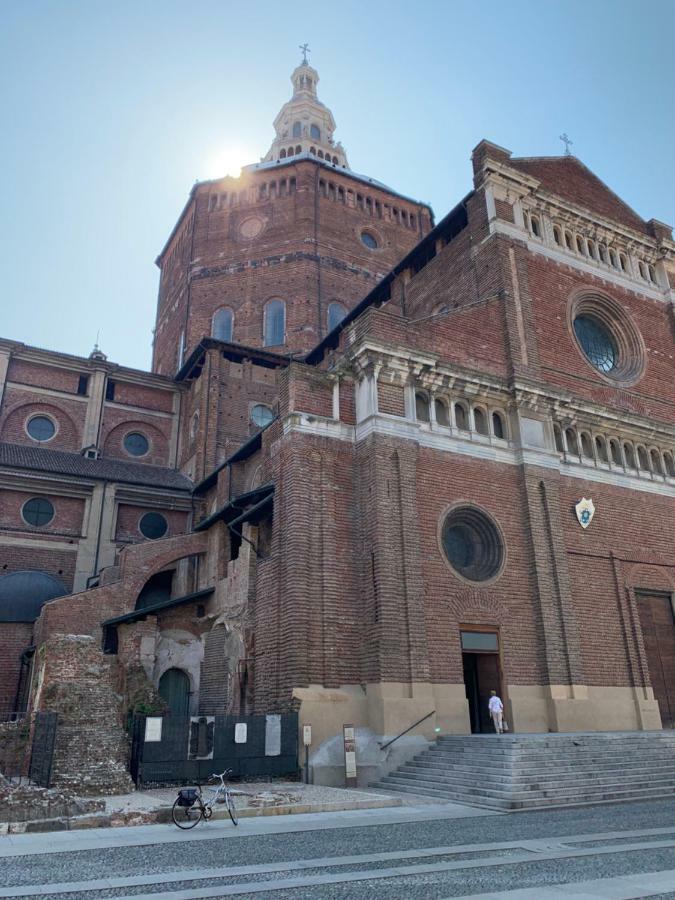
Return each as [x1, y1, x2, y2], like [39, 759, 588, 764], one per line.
[510, 156, 650, 236]
[0, 442, 192, 491]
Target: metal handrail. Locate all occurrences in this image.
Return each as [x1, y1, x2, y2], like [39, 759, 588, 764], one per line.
[379, 710, 435, 751]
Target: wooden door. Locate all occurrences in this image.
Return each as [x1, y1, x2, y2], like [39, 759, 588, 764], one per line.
[637, 594, 675, 729]
[158, 668, 190, 717]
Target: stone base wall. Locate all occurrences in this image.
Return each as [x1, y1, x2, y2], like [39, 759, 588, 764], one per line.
[296, 680, 663, 786]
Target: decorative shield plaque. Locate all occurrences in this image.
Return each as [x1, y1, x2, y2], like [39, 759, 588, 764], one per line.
[575, 498, 595, 529]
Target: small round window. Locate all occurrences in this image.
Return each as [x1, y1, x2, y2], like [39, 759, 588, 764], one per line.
[26, 415, 55, 442]
[251, 404, 274, 428]
[573, 315, 617, 374]
[139, 512, 168, 540]
[22, 497, 55, 528]
[124, 432, 149, 457]
[441, 506, 503, 583]
[360, 232, 378, 250]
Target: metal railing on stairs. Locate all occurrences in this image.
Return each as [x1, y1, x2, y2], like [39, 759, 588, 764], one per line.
[379, 710, 435, 751]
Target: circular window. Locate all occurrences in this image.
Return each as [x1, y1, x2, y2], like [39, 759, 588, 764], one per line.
[360, 232, 378, 250]
[441, 506, 503, 583]
[251, 404, 274, 428]
[569, 293, 645, 385]
[26, 415, 55, 442]
[139, 512, 168, 540]
[124, 432, 149, 457]
[22, 497, 55, 528]
[573, 315, 617, 373]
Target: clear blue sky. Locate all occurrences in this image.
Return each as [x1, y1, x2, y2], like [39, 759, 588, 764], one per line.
[2, 0, 673, 371]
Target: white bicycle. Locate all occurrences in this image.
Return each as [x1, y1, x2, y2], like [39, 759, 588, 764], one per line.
[172, 769, 238, 829]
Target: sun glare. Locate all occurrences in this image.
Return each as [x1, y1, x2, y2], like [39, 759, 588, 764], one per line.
[203, 145, 254, 180]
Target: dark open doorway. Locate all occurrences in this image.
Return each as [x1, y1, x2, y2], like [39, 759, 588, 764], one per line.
[461, 629, 503, 734]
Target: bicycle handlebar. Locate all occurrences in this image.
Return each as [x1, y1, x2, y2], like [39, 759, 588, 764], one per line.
[209, 769, 233, 779]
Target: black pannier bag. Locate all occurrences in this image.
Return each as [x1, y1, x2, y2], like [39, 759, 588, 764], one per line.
[177, 788, 199, 807]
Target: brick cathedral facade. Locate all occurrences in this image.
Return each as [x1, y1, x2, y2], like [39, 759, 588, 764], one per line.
[1, 59, 674, 787]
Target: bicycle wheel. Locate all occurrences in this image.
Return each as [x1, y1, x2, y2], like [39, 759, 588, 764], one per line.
[226, 792, 238, 826]
[172, 797, 203, 829]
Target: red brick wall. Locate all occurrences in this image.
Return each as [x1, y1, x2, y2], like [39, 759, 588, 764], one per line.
[100, 414, 171, 466]
[0, 390, 85, 451]
[7, 359, 84, 395]
[0, 488, 85, 538]
[526, 254, 675, 424]
[0, 622, 33, 713]
[114, 504, 189, 544]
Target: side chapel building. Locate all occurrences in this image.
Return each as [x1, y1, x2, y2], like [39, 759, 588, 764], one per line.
[0, 56, 674, 786]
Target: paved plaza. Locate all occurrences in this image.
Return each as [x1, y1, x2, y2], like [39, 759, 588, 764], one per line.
[1, 797, 674, 898]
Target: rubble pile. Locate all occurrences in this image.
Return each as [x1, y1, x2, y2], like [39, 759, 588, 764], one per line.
[0, 782, 105, 824]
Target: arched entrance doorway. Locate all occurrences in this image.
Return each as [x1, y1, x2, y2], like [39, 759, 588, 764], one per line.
[158, 668, 190, 717]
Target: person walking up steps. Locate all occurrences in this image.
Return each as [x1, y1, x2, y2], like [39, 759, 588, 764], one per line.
[488, 690, 504, 734]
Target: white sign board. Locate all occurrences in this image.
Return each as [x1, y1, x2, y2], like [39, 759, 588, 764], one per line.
[234, 722, 248, 744]
[144, 717, 163, 743]
[302, 724, 312, 746]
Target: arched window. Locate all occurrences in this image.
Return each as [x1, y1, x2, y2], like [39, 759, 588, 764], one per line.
[309, 146, 316, 155]
[576, 235, 585, 254]
[473, 407, 488, 435]
[454, 403, 468, 431]
[491, 411, 506, 440]
[564, 231, 574, 250]
[310, 124, 320, 141]
[327, 302, 347, 331]
[664, 451, 674, 477]
[292, 121, 302, 139]
[565, 427, 578, 455]
[553, 226, 562, 246]
[263, 299, 285, 347]
[595, 435, 608, 463]
[415, 392, 430, 423]
[279, 148, 286, 159]
[650, 449, 663, 476]
[317, 149, 324, 159]
[587, 240, 596, 259]
[295, 145, 301, 154]
[332, 156, 338, 165]
[637, 446, 649, 470]
[435, 399, 450, 427]
[553, 424, 564, 454]
[580, 432, 593, 458]
[623, 442, 636, 469]
[530, 216, 540, 238]
[609, 249, 619, 268]
[212, 307, 233, 342]
[619, 254, 628, 273]
[610, 439, 622, 466]
[598, 244, 608, 263]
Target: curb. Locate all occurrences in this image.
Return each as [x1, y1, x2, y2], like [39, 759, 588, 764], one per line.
[1, 795, 402, 834]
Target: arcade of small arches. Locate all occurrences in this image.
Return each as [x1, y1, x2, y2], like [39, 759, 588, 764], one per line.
[280, 145, 339, 165]
[208, 177, 297, 212]
[318, 178, 419, 230]
[553, 422, 675, 480]
[414, 390, 509, 442]
[523, 210, 660, 287]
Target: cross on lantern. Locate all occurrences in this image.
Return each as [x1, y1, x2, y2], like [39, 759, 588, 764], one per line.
[299, 43, 310, 65]
[559, 133, 573, 156]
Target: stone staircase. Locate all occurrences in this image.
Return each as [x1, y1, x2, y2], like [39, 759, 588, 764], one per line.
[371, 731, 675, 810]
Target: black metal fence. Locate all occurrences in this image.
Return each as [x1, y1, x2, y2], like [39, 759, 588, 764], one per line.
[130, 713, 298, 787]
[0, 710, 57, 787]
